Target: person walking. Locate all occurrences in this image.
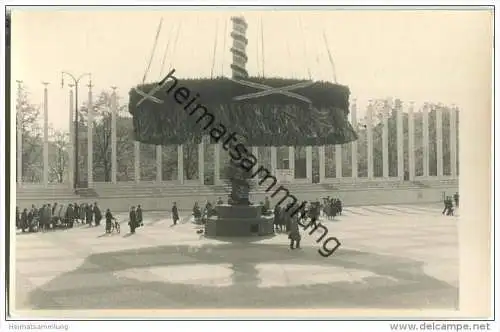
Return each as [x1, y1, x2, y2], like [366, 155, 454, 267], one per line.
[16, 207, 20, 229]
[453, 192, 459, 208]
[128, 206, 137, 234]
[47, 204, 53, 230]
[172, 202, 179, 225]
[86, 203, 94, 226]
[94, 202, 102, 227]
[20, 208, 28, 233]
[136, 205, 143, 227]
[288, 215, 301, 250]
[105, 208, 116, 234]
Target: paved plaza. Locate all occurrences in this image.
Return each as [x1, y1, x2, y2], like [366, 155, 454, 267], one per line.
[14, 204, 458, 311]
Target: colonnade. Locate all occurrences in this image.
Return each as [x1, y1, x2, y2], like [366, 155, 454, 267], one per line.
[16, 83, 459, 188]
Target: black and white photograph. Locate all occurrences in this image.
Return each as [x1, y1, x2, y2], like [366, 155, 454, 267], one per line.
[6, 5, 493, 324]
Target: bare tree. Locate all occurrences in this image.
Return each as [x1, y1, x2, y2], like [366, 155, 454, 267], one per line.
[48, 129, 70, 183]
[16, 86, 43, 182]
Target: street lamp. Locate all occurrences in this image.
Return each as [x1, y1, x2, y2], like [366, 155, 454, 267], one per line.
[61, 71, 92, 190]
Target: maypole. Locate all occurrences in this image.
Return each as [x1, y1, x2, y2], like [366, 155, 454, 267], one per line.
[230, 16, 249, 79]
[227, 15, 252, 205]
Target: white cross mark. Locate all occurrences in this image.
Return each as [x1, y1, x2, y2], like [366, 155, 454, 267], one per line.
[135, 78, 174, 107]
[231, 79, 314, 104]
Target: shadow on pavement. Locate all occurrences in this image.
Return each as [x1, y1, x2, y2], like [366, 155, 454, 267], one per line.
[24, 243, 458, 311]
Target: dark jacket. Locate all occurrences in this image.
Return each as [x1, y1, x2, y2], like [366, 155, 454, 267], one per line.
[129, 210, 136, 225]
[173, 206, 179, 220]
[288, 218, 301, 241]
[86, 205, 93, 221]
[106, 211, 114, 222]
[136, 208, 143, 222]
[94, 206, 102, 221]
[65, 206, 74, 220]
[21, 211, 28, 228]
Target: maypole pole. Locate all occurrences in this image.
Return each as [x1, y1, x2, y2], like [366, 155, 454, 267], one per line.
[226, 15, 252, 205]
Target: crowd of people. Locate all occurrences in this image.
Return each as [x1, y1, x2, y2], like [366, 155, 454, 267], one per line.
[16, 202, 104, 233]
[17, 192, 457, 250]
[15, 202, 145, 235]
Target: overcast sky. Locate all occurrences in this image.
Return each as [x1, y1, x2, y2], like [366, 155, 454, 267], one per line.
[11, 8, 492, 132]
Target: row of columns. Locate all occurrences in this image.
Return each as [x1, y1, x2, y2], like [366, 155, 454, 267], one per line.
[16, 83, 459, 187]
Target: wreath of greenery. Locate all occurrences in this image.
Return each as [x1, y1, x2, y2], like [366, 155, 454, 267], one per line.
[129, 76, 357, 146]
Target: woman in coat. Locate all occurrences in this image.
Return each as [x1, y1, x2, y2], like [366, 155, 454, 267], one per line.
[129, 206, 137, 233]
[94, 203, 102, 227]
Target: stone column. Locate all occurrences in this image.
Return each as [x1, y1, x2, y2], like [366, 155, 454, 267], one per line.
[16, 81, 23, 185]
[436, 104, 444, 177]
[408, 102, 415, 180]
[306, 146, 313, 182]
[214, 143, 220, 184]
[396, 99, 404, 179]
[422, 103, 430, 178]
[318, 146, 325, 183]
[42, 82, 49, 187]
[134, 142, 140, 183]
[450, 105, 458, 177]
[335, 145, 342, 178]
[67, 87, 74, 188]
[288, 147, 295, 173]
[87, 81, 94, 187]
[367, 101, 374, 179]
[178, 145, 184, 183]
[270, 146, 277, 174]
[252, 146, 258, 158]
[110, 87, 117, 184]
[156, 145, 162, 182]
[252, 146, 259, 184]
[382, 100, 389, 178]
[198, 139, 205, 184]
[351, 98, 358, 178]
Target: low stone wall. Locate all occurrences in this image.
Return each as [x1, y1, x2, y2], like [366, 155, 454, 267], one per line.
[16, 184, 458, 212]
